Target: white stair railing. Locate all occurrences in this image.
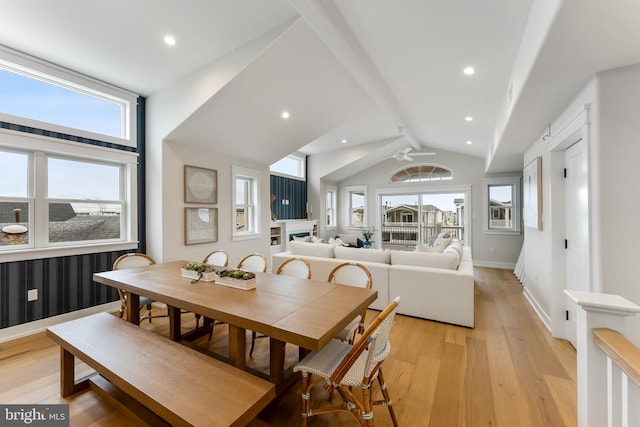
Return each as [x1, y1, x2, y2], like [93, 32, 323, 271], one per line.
[566, 290, 640, 427]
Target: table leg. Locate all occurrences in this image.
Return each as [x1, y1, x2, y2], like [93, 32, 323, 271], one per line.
[270, 338, 286, 385]
[127, 293, 140, 326]
[228, 325, 246, 370]
[168, 306, 182, 341]
[60, 348, 75, 397]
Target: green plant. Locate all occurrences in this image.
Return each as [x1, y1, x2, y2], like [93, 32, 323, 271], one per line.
[361, 226, 375, 242]
[219, 269, 256, 280]
[183, 262, 216, 283]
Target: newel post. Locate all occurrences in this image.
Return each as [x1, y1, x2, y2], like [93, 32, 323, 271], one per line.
[565, 290, 640, 427]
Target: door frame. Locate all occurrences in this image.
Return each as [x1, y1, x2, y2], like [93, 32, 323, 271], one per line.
[547, 105, 592, 340]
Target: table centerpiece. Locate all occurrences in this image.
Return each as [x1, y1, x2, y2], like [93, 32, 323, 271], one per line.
[181, 262, 218, 283]
[215, 269, 257, 290]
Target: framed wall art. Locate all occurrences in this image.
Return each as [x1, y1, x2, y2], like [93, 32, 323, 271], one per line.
[523, 156, 543, 230]
[184, 165, 217, 204]
[185, 207, 218, 245]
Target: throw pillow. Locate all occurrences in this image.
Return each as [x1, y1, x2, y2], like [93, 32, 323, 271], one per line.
[415, 243, 442, 253]
[293, 235, 312, 242]
[337, 234, 358, 247]
[310, 235, 326, 244]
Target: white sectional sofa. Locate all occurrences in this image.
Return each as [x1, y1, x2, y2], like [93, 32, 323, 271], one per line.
[272, 240, 475, 327]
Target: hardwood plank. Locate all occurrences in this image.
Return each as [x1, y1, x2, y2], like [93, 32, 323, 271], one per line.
[0, 267, 578, 426]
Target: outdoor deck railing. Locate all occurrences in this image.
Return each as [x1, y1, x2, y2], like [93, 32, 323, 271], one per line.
[381, 223, 464, 246]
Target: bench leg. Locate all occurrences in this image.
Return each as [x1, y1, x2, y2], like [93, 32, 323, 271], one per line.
[60, 348, 90, 397]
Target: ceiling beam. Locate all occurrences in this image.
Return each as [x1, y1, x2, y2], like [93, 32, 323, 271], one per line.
[289, 0, 421, 150]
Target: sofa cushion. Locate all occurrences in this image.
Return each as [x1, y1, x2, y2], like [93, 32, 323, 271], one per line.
[390, 249, 459, 270]
[334, 246, 391, 264]
[289, 241, 336, 258]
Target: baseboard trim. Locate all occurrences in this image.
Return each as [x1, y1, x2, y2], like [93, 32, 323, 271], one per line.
[473, 260, 516, 269]
[522, 286, 552, 332]
[0, 301, 120, 343]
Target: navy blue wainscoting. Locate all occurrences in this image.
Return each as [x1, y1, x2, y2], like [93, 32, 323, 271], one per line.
[0, 251, 127, 329]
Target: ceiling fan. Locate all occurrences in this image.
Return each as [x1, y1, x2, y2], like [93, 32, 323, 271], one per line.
[390, 126, 435, 161]
[392, 147, 436, 161]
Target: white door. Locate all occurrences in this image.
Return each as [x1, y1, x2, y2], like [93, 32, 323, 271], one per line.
[565, 138, 589, 347]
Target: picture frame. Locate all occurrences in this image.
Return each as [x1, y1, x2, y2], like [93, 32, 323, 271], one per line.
[185, 207, 218, 245]
[523, 156, 543, 230]
[184, 165, 217, 204]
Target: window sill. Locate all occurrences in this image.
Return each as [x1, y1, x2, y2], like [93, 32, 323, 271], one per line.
[482, 229, 522, 236]
[0, 241, 139, 263]
[232, 232, 261, 242]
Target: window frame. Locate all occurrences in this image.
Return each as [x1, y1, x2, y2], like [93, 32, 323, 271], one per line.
[269, 153, 306, 180]
[345, 185, 367, 229]
[0, 128, 138, 261]
[482, 176, 522, 235]
[326, 184, 337, 230]
[232, 166, 261, 241]
[0, 46, 138, 148]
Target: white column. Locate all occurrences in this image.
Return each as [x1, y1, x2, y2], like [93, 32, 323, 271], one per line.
[565, 290, 640, 427]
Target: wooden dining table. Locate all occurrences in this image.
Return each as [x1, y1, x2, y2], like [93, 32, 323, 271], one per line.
[93, 260, 377, 390]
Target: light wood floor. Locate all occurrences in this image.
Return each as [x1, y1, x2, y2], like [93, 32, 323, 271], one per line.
[0, 267, 577, 426]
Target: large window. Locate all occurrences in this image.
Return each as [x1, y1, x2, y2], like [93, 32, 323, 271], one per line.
[270, 154, 305, 179]
[483, 176, 521, 234]
[232, 166, 260, 239]
[0, 48, 137, 147]
[0, 131, 137, 258]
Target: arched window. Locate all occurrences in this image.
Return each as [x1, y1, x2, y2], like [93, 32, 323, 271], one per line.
[390, 164, 453, 183]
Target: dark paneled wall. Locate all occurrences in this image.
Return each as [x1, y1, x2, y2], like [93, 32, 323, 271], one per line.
[270, 175, 307, 220]
[0, 96, 145, 330]
[0, 251, 126, 328]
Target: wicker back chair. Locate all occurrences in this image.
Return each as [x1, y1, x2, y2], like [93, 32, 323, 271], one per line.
[202, 249, 229, 267]
[293, 297, 400, 427]
[113, 253, 158, 322]
[327, 262, 373, 342]
[274, 257, 311, 279]
[236, 253, 267, 272]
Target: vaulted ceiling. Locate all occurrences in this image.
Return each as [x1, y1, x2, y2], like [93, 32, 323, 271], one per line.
[1, 0, 640, 175]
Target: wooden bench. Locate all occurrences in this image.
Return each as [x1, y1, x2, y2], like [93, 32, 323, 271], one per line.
[46, 312, 275, 427]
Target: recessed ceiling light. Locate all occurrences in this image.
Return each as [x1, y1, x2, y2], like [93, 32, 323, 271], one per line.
[466, 140, 473, 145]
[341, 139, 347, 144]
[463, 67, 475, 75]
[281, 111, 290, 119]
[465, 116, 473, 122]
[164, 35, 176, 46]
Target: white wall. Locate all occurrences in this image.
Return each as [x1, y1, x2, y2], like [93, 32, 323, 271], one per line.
[522, 79, 597, 335]
[597, 64, 640, 346]
[333, 148, 524, 267]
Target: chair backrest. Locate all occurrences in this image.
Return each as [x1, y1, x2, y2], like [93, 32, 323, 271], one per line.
[202, 249, 229, 267]
[275, 257, 311, 279]
[236, 253, 267, 273]
[327, 262, 372, 289]
[329, 296, 400, 388]
[113, 253, 156, 270]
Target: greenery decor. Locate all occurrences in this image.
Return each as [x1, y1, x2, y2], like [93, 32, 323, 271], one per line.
[219, 269, 256, 280]
[361, 226, 375, 242]
[182, 262, 217, 283]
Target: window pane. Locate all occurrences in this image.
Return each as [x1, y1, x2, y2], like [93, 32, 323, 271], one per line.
[0, 201, 29, 247]
[48, 157, 120, 200]
[270, 156, 302, 177]
[0, 150, 29, 197]
[0, 69, 122, 138]
[236, 178, 249, 205]
[48, 202, 120, 243]
[235, 207, 246, 232]
[350, 191, 365, 225]
[489, 185, 513, 229]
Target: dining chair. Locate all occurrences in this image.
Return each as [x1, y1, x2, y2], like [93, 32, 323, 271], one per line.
[113, 253, 162, 322]
[236, 253, 267, 273]
[274, 256, 312, 279]
[248, 257, 312, 357]
[202, 249, 229, 267]
[293, 297, 400, 427]
[327, 262, 373, 343]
